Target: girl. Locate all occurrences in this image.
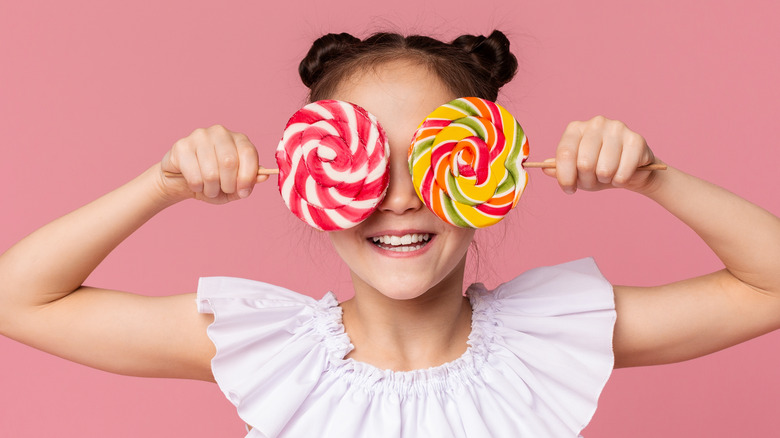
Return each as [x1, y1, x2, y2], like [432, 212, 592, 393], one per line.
[2, 30, 780, 437]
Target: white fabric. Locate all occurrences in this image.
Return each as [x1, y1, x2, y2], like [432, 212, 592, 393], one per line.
[197, 258, 615, 438]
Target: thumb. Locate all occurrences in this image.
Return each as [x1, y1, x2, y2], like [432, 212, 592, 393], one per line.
[539, 158, 557, 178]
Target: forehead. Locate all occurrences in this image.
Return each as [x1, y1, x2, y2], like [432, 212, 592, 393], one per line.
[329, 60, 456, 139]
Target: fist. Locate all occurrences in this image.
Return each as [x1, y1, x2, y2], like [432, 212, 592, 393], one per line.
[544, 116, 659, 194]
[159, 125, 267, 204]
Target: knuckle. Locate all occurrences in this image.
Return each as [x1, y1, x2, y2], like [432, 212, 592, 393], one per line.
[171, 139, 187, 154]
[605, 120, 625, 136]
[209, 124, 229, 134]
[589, 115, 608, 126]
[612, 173, 630, 186]
[596, 167, 612, 180]
[236, 136, 258, 156]
[201, 169, 220, 183]
[557, 148, 576, 161]
[189, 128, 209, 144]
[577, 157, 596, 171]
[239, 145, 259, 161]
[187, 177, 203, 191]
[557, 170, 577, 185]
[626, 131, 645, 148]
[220, 154, 238, 169]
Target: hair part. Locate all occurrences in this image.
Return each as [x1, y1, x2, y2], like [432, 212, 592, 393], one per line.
[299, 30, 518, 102]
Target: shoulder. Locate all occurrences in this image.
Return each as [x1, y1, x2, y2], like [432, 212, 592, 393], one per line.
[196, 276, 316, 311]
[470, 257, 614, 316]
[195, 276, 343, 355]
[195, 276, 342, 325]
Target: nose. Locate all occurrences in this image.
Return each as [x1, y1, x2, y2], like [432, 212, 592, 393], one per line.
[377, 146, 424, 215]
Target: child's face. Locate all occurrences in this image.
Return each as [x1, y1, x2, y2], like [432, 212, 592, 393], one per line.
[327, 59, 476, 300]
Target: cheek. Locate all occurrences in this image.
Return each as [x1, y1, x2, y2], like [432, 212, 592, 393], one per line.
[428, 227, 476, 279]
[327, 230, 357, 262]
[447, 228, 476, 254]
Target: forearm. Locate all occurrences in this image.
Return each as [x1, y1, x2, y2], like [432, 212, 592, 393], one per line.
[0, 164, 177, 311]
[637, 165, 780, 293]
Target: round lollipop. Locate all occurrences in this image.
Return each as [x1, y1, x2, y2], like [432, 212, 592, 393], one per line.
[408, 97, 530, 228]
[275, 100, 390, 231]
[162, 99, 662, 229]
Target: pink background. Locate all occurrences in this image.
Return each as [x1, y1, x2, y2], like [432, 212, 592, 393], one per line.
[2, 0, 779, 436]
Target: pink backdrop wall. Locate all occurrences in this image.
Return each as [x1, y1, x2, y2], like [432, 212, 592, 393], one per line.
[2, 0, 779, 436]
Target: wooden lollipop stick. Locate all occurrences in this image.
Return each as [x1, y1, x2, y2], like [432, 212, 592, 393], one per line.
[162, 162, 665, 179]
[162, 168, 279, 178]
[523, 161, 667, 170]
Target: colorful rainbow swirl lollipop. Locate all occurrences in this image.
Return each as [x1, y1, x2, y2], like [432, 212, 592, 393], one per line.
[408, 97, 530, 228]
[275, 100, 390, 231]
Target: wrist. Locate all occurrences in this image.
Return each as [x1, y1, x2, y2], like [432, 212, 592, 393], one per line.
[629, 164, 691, 207]
[140, 163, 192, 208]
[628, 161, 672, 198]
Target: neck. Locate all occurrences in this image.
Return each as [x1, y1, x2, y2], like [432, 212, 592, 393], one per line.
[340, 258, 473, 371]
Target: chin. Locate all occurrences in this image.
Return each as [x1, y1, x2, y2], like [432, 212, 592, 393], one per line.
[378, 289, 428, 301]
[365, 273, 450, 301]
[369, 282, 425, 301]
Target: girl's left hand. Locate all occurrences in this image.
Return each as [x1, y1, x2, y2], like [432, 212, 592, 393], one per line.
[543, 116, 659, 194]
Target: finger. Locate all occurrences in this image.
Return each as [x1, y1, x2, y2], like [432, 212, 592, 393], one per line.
[233, 132, 260, 198]
[576, 125, 603, 189]
[556, 122, 582, 194]
[195, 133, 221, 199]
[540, 157, 557, 178]
[169, 139, 204, 193]
[614, 131, 647, 187]
[595, 132, 622, 185]
[212, 127, 239, 196]
[256, 171, 271, 184]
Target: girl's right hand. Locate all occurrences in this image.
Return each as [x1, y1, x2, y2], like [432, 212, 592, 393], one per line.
[158, 124, 269, 204]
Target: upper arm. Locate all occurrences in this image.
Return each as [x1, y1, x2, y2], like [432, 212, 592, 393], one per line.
[613, 269, 780, 368]
[3, 287, 216, 381]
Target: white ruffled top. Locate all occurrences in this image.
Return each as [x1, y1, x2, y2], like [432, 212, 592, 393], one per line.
[196, 258, 615, 438]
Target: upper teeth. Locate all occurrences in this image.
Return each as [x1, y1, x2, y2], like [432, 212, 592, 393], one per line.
[372, 233, 430, 246]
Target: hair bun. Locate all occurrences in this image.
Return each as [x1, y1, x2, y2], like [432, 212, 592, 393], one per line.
[452, 30, 517, 92]
[299, 33, 362, 88]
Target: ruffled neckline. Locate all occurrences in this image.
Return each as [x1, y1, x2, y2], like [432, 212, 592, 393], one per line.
[306, 284, 501, 397]
[198, 258, 616, 437]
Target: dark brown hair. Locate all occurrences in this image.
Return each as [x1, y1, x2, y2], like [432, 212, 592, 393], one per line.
[299, 30, 518, 102]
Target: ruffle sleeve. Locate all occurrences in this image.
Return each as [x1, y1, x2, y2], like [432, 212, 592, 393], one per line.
[196, 277, 352, 437]
[467, 257, 616, 436]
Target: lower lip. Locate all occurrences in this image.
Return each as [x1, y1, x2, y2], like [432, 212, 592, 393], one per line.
[368, 235, 436, 258]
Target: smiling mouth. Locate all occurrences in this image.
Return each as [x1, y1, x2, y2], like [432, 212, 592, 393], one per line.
[369, 233, 432, 252]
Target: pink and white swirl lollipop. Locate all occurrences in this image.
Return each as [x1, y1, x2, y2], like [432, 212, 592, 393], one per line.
[275, 100, 390, 231]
